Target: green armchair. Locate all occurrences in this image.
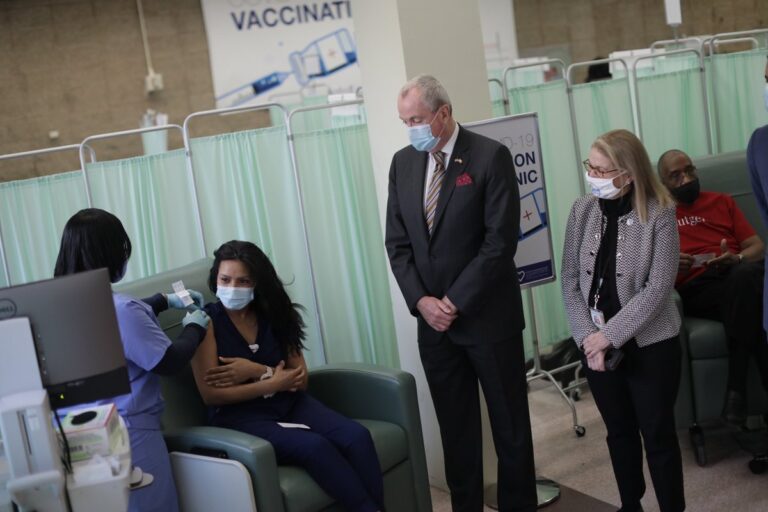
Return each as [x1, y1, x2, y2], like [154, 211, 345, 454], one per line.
[673, 151, 768, 466]
[116, 258, 432, 511]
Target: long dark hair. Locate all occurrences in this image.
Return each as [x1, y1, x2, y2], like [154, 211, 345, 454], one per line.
[208, 241, 306, 355]
[54, 208, 132, 282]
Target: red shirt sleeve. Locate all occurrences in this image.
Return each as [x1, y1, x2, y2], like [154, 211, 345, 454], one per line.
[728, 196, 756, 243]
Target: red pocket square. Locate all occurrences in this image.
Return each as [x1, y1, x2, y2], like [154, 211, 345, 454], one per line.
[456, 173, 473, 186]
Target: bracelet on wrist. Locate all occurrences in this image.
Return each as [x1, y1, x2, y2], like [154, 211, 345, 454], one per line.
[260, 366, 275, 398]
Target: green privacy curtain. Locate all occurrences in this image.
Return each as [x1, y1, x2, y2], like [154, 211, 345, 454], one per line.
[0, 170, 88, 286]
[189, 126, 325, 367]
[85, 150, 203, 283]
[507, 80, 582, 353]
[709, 49, 768, 153]
[571, 78, 635, 161]
[269, 95, 330, 132]
[636, 67, 710, 165]
[291, 120, 399, 368]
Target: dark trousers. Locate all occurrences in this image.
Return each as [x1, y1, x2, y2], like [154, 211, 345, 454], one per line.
[677, 262, 768, 394]
[584, 337, 685, 512]
[419, 333, 537, 512]
[218, 394, 384, 512]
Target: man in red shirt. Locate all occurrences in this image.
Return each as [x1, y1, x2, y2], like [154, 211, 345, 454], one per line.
[658, 149, 768, 426]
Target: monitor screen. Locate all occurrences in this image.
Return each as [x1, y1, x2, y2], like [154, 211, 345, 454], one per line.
[0, 269, 129, 409]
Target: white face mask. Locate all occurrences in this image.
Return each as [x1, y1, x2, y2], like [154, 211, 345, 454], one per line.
[584, 171, 629, 199]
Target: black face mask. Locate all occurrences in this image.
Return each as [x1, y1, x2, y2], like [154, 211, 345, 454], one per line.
[672, 178, 700, 204]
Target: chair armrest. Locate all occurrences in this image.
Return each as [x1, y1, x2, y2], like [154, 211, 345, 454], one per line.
[164, 426, 285, 512]
[308, 363, 432, 512]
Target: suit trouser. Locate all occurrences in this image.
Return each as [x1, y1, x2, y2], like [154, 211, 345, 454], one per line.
[677, 262, 768, 394]
[583, 337, 685, 512]
[419, 333, 537, 512]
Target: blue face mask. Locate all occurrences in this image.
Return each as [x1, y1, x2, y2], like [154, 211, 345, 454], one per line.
[216, 286, 254, 310]
[407, 110, 446, 152]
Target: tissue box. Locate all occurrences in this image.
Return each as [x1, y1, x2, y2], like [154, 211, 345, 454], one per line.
[60, 404, 121, 463]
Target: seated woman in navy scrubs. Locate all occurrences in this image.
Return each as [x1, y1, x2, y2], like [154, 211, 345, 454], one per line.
[191, 240, 384, 512]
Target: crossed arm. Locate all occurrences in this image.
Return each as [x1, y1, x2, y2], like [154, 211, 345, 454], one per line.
[190, 324, 308, 407]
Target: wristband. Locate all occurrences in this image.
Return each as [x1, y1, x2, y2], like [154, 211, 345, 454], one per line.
[260, 366, 275, 398]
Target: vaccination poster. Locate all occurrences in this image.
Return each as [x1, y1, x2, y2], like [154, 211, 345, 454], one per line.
[200, 0, 361, 108]
[466, 114, 556, 289]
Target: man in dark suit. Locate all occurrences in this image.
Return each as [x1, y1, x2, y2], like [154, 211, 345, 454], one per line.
[385, 75, 536, 512]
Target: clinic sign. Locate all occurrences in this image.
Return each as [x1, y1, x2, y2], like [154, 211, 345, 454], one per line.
[465, 114, 555, 288]
[200, 0, 360, 109]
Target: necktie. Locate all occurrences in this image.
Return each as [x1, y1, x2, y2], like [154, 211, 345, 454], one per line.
[425, 151, 446, 235]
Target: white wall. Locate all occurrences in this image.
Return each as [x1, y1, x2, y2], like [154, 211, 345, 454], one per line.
[478, 0, 519, 70]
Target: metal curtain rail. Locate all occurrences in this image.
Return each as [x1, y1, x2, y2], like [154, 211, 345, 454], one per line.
[487, 78, 510, 116]
[501, 59, 585, 195]
[286, 99, 365, 364]
[502, 58, 566, 92]
[77, 124, 208, 262]
[0, 144, 84, 286]
[183, 101, 289, 258]
[704, 29, 768, 153]
[650, 36, 704, 52]
[566, 57, 633, 195]
[79, 124, 183, 206]
[631, 48, 713, 156]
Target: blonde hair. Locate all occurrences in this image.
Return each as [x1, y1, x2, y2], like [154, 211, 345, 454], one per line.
[592, 129, 674, 223]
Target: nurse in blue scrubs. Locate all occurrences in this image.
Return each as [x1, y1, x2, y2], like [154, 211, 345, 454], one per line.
[54, 208, 210, 512]
[191, 240, 384, 512]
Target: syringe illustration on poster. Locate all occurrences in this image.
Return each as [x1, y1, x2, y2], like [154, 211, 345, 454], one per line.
[217, 28, 358, 108]
[200, 1, 361, 109]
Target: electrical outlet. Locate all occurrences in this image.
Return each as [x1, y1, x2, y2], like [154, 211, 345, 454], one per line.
[144, 72, 164, 94]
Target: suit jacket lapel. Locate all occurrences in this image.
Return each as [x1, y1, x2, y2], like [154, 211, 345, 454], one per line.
[431, 126, 470, 238]
[408, 150, 430, 242]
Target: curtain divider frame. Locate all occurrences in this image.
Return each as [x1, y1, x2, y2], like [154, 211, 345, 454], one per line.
[650, 37, 704, 52]
[286, 99, 366, 364]
[706, 29, 768, 153]
[487, 78, 510, 116]
[79, 124, 185, 208]
[183, 102, 291, 259]
[502, 58, 566, 92]
[631, 48, 713, 155]
[566, 57, 632, 195]
[0, 144, 84, 286]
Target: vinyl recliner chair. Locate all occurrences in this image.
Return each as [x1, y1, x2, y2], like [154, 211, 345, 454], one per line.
[672, 150, 768, 466]
[117, 258, 432, 511]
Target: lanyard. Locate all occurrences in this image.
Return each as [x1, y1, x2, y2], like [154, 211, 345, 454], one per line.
[592, 214, 611, 310]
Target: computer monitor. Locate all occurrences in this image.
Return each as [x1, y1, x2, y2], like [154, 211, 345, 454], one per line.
[0, 268, 129, 409]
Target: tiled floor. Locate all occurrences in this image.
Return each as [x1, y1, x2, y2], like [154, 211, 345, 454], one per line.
[425, 379, 768, 511]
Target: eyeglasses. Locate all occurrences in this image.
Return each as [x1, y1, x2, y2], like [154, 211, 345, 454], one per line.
[583, 159, 621, 178]
[667, 164, 697, 184]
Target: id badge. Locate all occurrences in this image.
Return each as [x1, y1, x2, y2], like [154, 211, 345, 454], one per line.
[590, 307, 606, 329]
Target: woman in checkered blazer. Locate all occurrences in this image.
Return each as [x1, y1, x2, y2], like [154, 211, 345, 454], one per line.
[561, 129, 685, 512]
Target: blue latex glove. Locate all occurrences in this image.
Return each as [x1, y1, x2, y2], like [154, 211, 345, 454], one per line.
[167, 290, 205, 310]
[182, 309, 210, 329]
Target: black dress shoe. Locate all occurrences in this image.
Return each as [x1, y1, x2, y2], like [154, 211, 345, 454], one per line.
[722, 390, 747, 427]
